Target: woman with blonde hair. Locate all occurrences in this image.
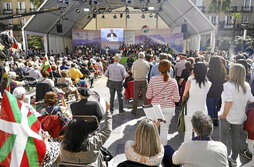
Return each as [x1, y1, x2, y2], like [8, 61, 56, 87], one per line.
[146, 59, 180, 145]
[124, 119, 164, 166]
[219, 63, 254, 167]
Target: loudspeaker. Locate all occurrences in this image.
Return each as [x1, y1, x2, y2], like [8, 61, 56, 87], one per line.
[181, 24, 187, 33]
[56, 24, 63, 33]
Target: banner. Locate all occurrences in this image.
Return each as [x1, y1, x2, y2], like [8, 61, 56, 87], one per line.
[72, 28, 183, 52]
[124, 31, 135, 45]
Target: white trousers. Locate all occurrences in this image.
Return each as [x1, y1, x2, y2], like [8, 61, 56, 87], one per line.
[160, 108, 175, 145]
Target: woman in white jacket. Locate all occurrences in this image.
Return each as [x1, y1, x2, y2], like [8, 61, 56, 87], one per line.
[219, 63, 254, 167]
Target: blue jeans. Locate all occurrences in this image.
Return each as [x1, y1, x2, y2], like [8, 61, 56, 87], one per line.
[206, 97, 220, 119]
[77, 80, 87, 87]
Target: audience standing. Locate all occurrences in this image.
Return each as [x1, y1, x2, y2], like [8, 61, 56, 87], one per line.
[105, 54, 128, 113]
[219, 64, 254, 167]
[146, 60, 180, 145]
[182, 63, 211, 142]
[206, 56, 226, 126]
[131, 52, 150, 114]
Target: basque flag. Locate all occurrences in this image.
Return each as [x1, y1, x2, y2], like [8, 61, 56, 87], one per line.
[0, 91, 46, 167]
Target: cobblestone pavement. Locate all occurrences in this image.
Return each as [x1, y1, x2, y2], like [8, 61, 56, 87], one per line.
[91, 76, 249, 167]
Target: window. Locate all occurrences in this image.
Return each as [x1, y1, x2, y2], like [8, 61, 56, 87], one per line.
[195, 0, 203, 6]
[244, 0, 251, 7]
[3, 2, 12, 9]
[242, 16, 249, 23]
[225, 15, 234, 26]
[210, 16, 217, 25]
[21, 17, 26, 25]
[30, 2, 35, 9]
[17, 2, 25, 9]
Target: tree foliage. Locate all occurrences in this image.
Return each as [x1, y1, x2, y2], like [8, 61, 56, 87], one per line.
[27, 35, 43, 49]
[209, 0, 231, 13]
[30, 0, 44, 8]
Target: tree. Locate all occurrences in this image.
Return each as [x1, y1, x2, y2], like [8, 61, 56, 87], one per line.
[209, 0, 231, 13]
[209, 0, 231, 48]
[231, 13, 241, 41]
[30, 0, 44, 8]
[27, 35, 43, 49]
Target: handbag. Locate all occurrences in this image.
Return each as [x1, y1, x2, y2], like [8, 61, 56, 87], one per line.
[177, 93, 188, 133]
[100, 146, 113, 162]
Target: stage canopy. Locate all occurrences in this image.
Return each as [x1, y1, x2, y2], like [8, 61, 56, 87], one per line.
[23, 0, 215, 37]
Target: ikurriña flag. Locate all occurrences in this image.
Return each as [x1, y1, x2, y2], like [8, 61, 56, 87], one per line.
[5, 75, 11, 92]
[41, 55, 51, 72]
[0, 91, 46, 167]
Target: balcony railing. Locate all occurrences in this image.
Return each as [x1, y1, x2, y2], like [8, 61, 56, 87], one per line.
[16, 8, 26, 14]
[241, 6, 252, 12]
[227, 6, 238, 13]
[30, 8, 37, 12]
[218, 22, 254, 31]
[3, 9, 13, 14]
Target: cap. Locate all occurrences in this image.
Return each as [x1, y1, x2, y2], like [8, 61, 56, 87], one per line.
[113, 54, 121, 60]
[13, 87, 26, 99]
[78, 87, 90, 97]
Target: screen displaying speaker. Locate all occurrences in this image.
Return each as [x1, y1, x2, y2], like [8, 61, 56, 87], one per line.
[101, 28, 124, 42]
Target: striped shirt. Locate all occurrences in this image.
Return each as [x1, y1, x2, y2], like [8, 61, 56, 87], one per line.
[146, 75, 180, 109]
[105, 62, 128, 82]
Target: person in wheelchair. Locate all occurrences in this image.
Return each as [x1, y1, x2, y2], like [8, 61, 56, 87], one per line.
[70, 87, 103, 122]
[60, 102, 111, 167]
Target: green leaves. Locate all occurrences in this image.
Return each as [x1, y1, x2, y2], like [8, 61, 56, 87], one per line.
[209, 0, 231, 13]
[30, 0, 44, 8]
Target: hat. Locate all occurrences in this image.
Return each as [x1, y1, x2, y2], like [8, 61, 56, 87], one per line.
[138, 52, 145, 59]
[78, 87, 90, 97]
[113, 54, 121, 60]
[13, 87, 26, 99]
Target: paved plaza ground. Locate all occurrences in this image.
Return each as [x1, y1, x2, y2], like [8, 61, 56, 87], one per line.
[89, 76, 251, 167]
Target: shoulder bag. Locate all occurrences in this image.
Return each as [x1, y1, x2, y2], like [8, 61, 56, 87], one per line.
[147, 79, 172, 104]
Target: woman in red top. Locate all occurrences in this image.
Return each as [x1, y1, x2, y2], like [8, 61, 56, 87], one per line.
[146, 59, 180, 145]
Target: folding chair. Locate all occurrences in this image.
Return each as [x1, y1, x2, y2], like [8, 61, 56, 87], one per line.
[73, 115, 100, 132]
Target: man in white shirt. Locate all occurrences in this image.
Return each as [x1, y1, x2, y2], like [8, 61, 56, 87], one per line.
[175, 54, 187, 82]
[131, 52, 150, 114]
[13, 87, 41, 117]
[173, 111, 228, 167]
[28, 64, 42, 82]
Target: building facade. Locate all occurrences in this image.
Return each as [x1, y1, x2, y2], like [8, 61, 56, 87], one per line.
[192, 0, 254, 48]
[0, 0, 37, 41]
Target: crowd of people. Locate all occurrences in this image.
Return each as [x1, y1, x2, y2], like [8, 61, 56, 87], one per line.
[1, 43, 254, 167]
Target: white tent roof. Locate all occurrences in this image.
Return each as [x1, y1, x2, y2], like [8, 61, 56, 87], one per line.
[23, 0, 215, 37]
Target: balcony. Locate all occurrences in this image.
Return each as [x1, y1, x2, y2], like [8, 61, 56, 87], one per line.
[16, 8, 26, 14]
[3, 9, 13, 14]
[241, 6, 252, 12]
[30, 8, 37, 12]
[197, 6, 205, 12]
[227, 6, 238, 13]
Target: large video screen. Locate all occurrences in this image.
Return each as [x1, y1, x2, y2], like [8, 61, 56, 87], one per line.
[101, 28, 124, 42]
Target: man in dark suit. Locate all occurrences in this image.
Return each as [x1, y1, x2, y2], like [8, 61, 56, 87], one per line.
[70, 88, 103, 122]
